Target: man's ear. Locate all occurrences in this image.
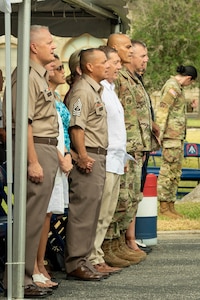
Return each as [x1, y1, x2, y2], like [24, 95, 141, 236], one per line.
[86, 62, 93, 73]
[30, 42, 37, 54]
[111, 44, 117, 51]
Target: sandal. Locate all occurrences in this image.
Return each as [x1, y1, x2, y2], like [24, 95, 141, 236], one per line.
[40, 274, 59, 289]
[32, 273, 53, 289]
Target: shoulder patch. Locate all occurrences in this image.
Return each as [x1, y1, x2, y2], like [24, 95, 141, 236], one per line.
[72, 98, 82, 116]
[168, 88, 177, 98]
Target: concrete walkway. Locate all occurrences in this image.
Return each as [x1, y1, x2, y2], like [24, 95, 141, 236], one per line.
[1, 231, 200, 299]
[49, 231, 200, 300]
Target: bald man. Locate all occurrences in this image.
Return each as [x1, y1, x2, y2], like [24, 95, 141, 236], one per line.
[102, 34, 148, 267]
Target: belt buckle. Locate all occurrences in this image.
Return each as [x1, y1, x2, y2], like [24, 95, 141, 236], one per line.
[48, 138, 51, 145]
[97, 147, 100, 154]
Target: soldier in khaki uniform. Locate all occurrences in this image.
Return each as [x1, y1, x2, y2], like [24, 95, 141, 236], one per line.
[65, 48, 109, 281]
[156, 65, 198, 218]
[3, 25, 60, 298]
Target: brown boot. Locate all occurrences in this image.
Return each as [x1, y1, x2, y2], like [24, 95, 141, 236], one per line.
[119, 233, 147, 262]
[126, 238, 147, 261]
[159, 201, 181, 219]
[168, 202, 184, 218]
[111, 238, 142, 264]
[102, 239, 130, 268]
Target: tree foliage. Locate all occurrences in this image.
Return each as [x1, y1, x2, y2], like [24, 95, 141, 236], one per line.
[127, 0, 200, 92]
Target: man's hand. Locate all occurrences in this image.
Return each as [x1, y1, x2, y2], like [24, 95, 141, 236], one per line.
[76, 154, 95, 174]
[28, 161, 44, 184]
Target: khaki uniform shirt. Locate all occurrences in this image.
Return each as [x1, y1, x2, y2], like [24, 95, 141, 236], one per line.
[156, 76, 186, 142]
[29, 60, 58, 137]
[68, 74, 108, 149]
[3, 60, 58, 138]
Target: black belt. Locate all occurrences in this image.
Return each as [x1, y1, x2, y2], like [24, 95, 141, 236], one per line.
[33, 137, 58, 146]
[86, 147, 107, 155]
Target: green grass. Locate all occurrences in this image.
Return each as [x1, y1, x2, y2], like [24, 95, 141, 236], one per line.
[187, 118, 200, 128]
[157, 202, 200, 231]
[175, 202, 200, 219]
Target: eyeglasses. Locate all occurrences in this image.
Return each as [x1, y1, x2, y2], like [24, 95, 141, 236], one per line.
[55, 64, 64, 72]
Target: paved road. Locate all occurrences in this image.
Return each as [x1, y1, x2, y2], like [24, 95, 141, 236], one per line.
[51, 231, 200, 300]
[1, 231, 200, 299]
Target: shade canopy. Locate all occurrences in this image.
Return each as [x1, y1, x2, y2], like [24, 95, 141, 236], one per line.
[0, 0, 130, 37]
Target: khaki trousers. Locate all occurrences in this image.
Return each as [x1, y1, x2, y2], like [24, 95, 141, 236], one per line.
[23, 144, 58, 285]
[89, 172, 120, 265]
[65, 153, 106, 273]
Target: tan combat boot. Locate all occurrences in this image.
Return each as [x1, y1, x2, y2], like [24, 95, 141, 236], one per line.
[102, 239, 130, 268]
[111, 237, 142, 264]
[159, 201, 179, 219]
[119, 233, 147, 261]
[169, 202, 184, 218]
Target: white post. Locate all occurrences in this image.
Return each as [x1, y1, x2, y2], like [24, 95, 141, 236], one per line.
[12, 0, 31, 298]
[4, 10, 13, 300]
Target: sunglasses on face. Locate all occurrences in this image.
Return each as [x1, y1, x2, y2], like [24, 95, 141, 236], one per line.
[55, 64, 64, 72]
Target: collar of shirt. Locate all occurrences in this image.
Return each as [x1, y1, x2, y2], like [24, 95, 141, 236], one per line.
[30, 59, 47, 79]
[82, 73, 103, 94]
[171, 75, 182, 90]
[101, 79, 115, 92]
[119, 66, 137, 84]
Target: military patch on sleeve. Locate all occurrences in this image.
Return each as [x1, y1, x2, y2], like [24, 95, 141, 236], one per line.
[72, 98, 82, 116]
[169, 88, 177, 97]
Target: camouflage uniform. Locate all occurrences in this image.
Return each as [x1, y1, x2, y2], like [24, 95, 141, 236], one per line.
[106, 66, 152, 239]
[156, 76, 186, 203]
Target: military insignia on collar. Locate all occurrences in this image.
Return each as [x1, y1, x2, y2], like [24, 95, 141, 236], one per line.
[73, 98, 82, 116]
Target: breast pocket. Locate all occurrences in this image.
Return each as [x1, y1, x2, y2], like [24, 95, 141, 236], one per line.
[95, 102, 104, 116]
[43, 88, 54, 102]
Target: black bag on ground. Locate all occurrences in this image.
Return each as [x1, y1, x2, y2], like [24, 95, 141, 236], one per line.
[45, 213, 68, 272]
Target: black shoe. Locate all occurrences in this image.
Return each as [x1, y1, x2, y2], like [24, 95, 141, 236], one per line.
[135, 241, 152, 254]
[138, 245, 152, 254]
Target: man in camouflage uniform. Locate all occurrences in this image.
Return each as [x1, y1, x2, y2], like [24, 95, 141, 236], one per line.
[156, 65, 197, 218]
[102, 35, 156, 267]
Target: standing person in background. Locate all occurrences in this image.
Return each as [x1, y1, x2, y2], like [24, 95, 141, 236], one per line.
[89, 46, 128, 273]
[3, 25, 58, 298]
[64, 49, 82, 106]
[65, 48, 109, 281]
[103, 35, 157, 267]
[156, 65, 198, 218]
[32, 54, 73, 289]
[102, 33, 145, 267]
[136, 62, 159, 193]
[123, 40, 159, 253]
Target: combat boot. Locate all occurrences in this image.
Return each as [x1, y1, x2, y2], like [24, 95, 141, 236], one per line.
[126, 237, 148, 260]
[159, 201, 179, 219]
[111, 238, 141, 265]
[119, 233, 147, 261]
[102, 239, 130, 268]
[169, 202, 184, 218]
